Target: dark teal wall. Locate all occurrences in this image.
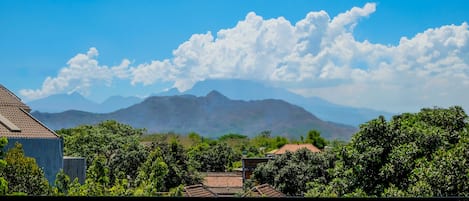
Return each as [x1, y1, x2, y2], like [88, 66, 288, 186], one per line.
[3, 138, 64, 184]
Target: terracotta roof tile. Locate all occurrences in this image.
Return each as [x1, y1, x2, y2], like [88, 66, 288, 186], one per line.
[273, 143, 321, 154]
[203, 172, 243, 188]
[183, 184, 217, 197]
[244, 183, 286, 197]
[0, 85, 59, 139]
[0, 85, 30, 111]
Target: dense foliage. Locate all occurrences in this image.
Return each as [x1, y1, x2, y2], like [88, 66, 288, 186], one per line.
[57, 120, 148, 184]
[303, 106, 469, 197]
[0, 137, 8, 195]
[2, 142, 50, 195]
[5, 106, 468, 197]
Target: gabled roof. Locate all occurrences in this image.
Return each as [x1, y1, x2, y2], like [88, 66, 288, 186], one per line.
[0, 84, 59, 139]
[183, 184, 218, 197]
[243, 183, 286, 197]
[271, 143, 321, 154]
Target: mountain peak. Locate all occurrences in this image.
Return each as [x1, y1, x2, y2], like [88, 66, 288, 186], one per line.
[206, 90, 228, 100]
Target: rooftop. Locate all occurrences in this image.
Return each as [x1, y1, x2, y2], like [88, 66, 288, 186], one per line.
[183, 184, 217, 197]
[243, 183, 286, 197]
[0, 84, 59, 139]
[270, 143, 321, 155]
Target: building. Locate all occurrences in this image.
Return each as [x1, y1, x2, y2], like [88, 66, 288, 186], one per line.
[241, 157, 270, 183]
[0, 84, 63, 183]
[63, 156, 86, 184]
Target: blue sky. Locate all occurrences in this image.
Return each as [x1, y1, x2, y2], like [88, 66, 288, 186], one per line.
[1, 0, 469, 113]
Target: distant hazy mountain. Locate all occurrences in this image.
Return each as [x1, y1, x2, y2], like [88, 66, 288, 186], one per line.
[158, 79, 394, 127]
[99, 96, 142, 112]
[32, 91, 357, 140]
[28, 93, 142, 113]
[28, 92, 100, 113]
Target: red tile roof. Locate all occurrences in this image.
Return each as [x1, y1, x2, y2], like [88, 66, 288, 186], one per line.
[272, 143, 321, 154]
[243, 183, 286, 197]
[203, 172, 243, 188]
[0, 85, 59, 139]
[183, 184, 217, 197]
[203, 172, 243, 197]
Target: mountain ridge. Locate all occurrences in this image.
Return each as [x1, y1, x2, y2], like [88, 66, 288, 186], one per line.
[32, 90, 357, 140]
[26, 79, 394, 127]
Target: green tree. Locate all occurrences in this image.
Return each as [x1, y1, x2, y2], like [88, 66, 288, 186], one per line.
[304, 106, 469, 197]
[134, 148, 169, 195]
[79, 154, 110, 196]
[57, 120, 148, 184]
[188, 142, 241, 172]
[146, 141, 201, 191]
[0, 137, 8, 195]
[252, 148, 336, 196]
[2, 142, 50, 195]
[304, 129, 328, 149]
[53, 169, 71, 195]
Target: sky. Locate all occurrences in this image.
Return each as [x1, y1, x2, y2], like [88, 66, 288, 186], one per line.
[1, 0, 469, 113]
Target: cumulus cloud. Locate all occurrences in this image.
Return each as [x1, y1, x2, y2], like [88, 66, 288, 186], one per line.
[19, 47, 131, 100]
[20, 2, 469, 113]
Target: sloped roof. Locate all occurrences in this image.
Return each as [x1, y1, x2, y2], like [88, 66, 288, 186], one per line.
[243, 183, 286, 197]
[183, 184, 217, 197]
[203, 172, 243, 188]
[272, 143, 321, 154]
[0, 84, 59, 139]
[0, 85, 30, 111]
[203, 172, 243, 197]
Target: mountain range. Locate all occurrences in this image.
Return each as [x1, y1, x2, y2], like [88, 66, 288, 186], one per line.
[31, 91, 358, 140]
[28, 93, 142, 113]
[27, 79, 394, 127]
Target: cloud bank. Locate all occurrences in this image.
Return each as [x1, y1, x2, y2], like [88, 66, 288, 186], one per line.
[20, 2, 469, 113]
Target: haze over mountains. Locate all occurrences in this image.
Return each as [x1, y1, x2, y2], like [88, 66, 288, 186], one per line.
[28, 79, 394, 127]
[31, 90, 357, 140]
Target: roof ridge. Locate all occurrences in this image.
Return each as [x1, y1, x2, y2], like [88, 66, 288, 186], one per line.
[0, 84, 23, 103]
[19, 107, 60, 138]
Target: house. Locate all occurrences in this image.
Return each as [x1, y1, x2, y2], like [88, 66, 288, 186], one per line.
[202, 172, 243, 197]
[0, 84, 63, 184]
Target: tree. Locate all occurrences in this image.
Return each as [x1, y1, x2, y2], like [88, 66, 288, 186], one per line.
[134, 148, 169, 195]
[0, 137, 8, 195]
[2, 142, 50, 195]
[188, 142, 241, 172]
[252, 148, 336, 196]
[146, 141, 202, 191]
[53, 169, 71, 195]
[57, 120, 148, 184]
[304, 129, 328, 149]
[304, 106, 469, 197]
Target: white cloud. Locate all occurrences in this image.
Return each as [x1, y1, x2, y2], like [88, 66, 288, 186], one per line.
[20, 2, 469, 113]
[19, 47, 131, 100]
